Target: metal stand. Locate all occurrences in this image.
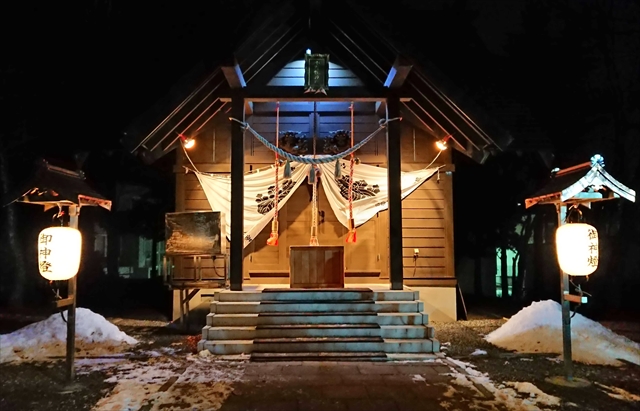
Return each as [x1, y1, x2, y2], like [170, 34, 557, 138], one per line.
[162, 254, 227, 330]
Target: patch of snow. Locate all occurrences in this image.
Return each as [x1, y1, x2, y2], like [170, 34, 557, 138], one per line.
[594, 382, 640, 403]
[412, 374, 426, 382]
[505, 382, 561, 407]
[470, 349, 487, 356]
[485, 300, 640, 366]
[0, 308, 137, 363]
[443, 358, 561, 411]
[90, 356, 245, 411]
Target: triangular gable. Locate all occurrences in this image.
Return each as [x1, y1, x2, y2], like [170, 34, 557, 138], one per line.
[123, 0, 514, 165]
[267, 60, 364, 87]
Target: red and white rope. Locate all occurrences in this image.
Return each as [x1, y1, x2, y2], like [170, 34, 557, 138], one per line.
[273, 102, 280, 221]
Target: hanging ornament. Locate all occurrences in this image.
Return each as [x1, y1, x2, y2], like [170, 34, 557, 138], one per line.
[346, 219, 357, 243]
[304, 53, 330, 94]
[334, 159, 341, 178]
[284, 159, 292, 179]
[308, 165, 316, 184]
[266, 220, 279, 246]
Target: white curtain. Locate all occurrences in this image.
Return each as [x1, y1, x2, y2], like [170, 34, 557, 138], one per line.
[194, 156, 439, 248]
[318, 160, 439, 228]
[195, 163, 311, 248]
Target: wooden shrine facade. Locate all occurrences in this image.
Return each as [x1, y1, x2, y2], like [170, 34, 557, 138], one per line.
[124, 0, 512, 296]
[175, 90, 455, 290]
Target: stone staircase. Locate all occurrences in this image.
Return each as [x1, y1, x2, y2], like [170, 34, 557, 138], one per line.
[198, 288, 440, 361]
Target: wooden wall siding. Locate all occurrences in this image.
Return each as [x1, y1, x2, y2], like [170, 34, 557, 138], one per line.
[267, 60, 364, 87]
[398, 123, 453, 279]
[175, 110, 455, 283]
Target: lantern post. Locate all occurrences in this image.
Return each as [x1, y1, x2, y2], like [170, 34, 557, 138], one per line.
[524, 154, 635, 387]
[556, 204, 574, 381]
[9, 160, 112, 384]
[66, 205, 79, 381]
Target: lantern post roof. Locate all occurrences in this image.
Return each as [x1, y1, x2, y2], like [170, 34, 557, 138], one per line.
[525, 155, 636, 209]
[6, 159, 112, 211]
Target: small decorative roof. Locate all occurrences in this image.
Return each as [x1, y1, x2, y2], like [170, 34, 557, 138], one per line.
[525, 154, 636, 209]
[6, 159, 112, 211]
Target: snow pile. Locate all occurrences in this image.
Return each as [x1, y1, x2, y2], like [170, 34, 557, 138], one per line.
[485, 300, 640, 366]
[442, 358, 561, 411]
[91, 355, 245, 411]
[0, 308, 137, 363]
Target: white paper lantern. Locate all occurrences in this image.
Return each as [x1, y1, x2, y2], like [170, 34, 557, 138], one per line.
[38, 227, 82, 281]
[555, 223, 599, 276]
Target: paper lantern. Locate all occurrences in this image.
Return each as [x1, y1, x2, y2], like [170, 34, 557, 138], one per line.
[38, 227, 82, 281]
[555, 223, 598, 276]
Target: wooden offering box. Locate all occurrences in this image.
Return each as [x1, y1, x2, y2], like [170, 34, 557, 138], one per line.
[289, 246, 344, 288]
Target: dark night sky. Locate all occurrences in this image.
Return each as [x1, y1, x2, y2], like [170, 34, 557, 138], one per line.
[3, 1, 526, 153]
[2, 0, 639, 178]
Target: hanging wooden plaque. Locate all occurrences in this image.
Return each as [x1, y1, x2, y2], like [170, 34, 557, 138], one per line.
[304, 53, 329, 94]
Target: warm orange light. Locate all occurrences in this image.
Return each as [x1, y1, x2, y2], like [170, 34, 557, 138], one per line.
[182, 137, 195, 149]
[436, 135, 451, 151]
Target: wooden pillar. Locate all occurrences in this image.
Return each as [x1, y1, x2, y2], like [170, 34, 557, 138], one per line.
[230, 94, 245, 291]
[386, 96, 403, 290]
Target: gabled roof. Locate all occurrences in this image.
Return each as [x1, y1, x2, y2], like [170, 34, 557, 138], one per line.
[5, 159, 112, 211]
[123, 0, 515, 164]
[525, 155, 636, 209]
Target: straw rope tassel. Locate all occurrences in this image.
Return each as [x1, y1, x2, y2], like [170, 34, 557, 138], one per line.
[266, 102, 280, 246]
[346, 102, 356, 243]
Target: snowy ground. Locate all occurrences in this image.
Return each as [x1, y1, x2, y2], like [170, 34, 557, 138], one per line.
[485, 300, 640, 366]
[1, 304, 640, 411]
[0, 308, 137, 363]
[79, 352, 245, 411]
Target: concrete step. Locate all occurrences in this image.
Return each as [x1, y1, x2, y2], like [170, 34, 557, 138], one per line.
[252, 337, 384, 353]
[372, 291, 419, 301]
[199, 339, 253, 355]
[207, 312, 378, 326]
[212, 300, 421, 314]
[251, 352, 388, 362]
[203, 324, 381, 340]
[380, 325, 434, 339]
[198, 337, 440, 355]
[214, 301, 376, 314]
[207, 312, 425, 327]
[216, 289, 374, 302]
[376, 312, 426, 325]
[383, 338, 440, 353]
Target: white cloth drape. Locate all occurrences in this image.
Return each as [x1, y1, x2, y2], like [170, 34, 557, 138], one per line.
[194, 156, 439, 248]
[318, 160, 438, 228]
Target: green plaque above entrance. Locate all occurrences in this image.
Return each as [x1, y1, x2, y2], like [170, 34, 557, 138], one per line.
[304, 53, 329, 94]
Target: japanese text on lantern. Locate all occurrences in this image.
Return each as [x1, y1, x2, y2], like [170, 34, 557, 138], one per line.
[39, 233, 53, 273]
[587, 229, 598, 267]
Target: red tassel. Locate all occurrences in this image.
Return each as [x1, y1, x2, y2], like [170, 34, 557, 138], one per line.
[266, 220, 279, 246]
[346, 230, 356, 243]
[346, 219, 356, 243]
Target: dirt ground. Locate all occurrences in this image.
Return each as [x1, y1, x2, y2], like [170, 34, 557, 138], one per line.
[1, 308, 639, 411]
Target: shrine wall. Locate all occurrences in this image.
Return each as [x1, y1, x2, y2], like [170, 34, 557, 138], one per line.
[174, 101, 454, 285]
